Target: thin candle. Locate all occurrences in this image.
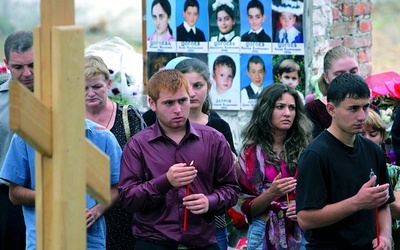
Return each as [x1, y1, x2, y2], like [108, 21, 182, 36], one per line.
[286, 193, 290, 206]
[183, 160, 194, 231]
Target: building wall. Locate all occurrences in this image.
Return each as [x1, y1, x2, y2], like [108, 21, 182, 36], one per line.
[218, 0, 373, 153]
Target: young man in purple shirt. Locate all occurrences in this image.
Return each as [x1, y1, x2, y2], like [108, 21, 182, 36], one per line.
[119, 69, 240, 249]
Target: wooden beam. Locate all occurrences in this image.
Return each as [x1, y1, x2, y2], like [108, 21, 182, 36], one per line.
[9, 81, 52, 156]
[86, 139, 111, 205]
[50, 26, 86, 249]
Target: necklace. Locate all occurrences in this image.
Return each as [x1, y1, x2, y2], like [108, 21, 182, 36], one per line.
[105, 101, 114, 129]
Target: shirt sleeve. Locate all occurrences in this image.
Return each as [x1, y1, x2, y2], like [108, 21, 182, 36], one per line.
[0, 135, 31, 187]
[296, 149, 328, 213]
[205, 136, 240, 214]
[104, 132, 122, 185]
[118, 138, 173, 212]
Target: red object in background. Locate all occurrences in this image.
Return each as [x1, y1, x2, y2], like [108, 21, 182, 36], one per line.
[366, 71, 400, 98]
[0, 65, 7, 73]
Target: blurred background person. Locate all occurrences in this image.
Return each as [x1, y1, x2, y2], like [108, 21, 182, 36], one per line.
[305, 46, 359, 138]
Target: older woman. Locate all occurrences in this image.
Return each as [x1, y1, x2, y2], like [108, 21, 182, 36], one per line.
[238, 83, 312, 249]
[84, 55, 146, 249]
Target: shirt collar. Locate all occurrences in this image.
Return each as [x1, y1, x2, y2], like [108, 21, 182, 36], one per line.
[183, 21, 196, 34]
[0, 75, 11, 92]
[219, 30, 235, 41]
[249, 27, 263, 34]
[250, 82, 263, 93]
[149, 118, 200, 142]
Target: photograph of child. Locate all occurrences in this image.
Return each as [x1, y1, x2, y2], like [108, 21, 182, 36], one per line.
[240, 54, 273, 109]
[272, 0, 304, 44]
[176, 0, 207, 41]
[209, 0, 240, 43]
[273, 55, 305, 103]
[240, 0, 272, 42]
[147, 0, 176, 42]
[209, 53, 240, 110]
[278, 58, 304, 103]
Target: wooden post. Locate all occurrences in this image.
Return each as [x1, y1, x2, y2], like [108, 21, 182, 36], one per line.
[9, 0, 111, 249]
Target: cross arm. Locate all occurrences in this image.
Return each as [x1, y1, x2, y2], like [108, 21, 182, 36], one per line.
[9, 80, 52, 156]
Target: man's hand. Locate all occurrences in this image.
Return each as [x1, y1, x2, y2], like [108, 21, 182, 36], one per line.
[166, 163, 197, 187]
[183, 193, 209, 214]
[354, 176, 390, 210]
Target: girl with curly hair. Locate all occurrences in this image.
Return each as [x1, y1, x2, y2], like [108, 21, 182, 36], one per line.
[238, 83, 312, 249]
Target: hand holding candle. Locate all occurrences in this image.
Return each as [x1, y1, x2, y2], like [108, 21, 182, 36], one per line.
[183, 160, 194, 231]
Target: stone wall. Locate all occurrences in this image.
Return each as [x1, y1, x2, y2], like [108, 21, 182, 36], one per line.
[218, 0, 374, 153]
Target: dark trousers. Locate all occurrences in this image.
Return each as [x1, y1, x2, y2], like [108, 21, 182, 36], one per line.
[0, 185, 25, 250]
[134, 239, 221, 250]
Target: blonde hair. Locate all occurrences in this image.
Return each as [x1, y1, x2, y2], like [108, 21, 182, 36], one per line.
[318, 46, 356, 96]
[84, 55, 110, 81]
[365, 110, 387, 140]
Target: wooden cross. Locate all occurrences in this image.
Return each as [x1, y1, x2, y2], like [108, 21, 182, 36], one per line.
[9, 0, 111, 249]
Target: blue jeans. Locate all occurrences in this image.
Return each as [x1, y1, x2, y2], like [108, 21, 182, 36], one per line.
[247, 218, 265, 250]
[216, 227, 228, 250]
[247, 218, 307, 250]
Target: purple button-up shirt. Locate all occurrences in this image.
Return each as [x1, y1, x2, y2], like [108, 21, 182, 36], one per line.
[119, 121, 239, 247]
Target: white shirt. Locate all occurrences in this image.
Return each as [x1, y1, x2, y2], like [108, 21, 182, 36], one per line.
[240, 82, 263, 104]
[183, 21, 196, 34]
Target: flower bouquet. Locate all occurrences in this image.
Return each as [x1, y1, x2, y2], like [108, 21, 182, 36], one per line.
[366, 71, 400, 129]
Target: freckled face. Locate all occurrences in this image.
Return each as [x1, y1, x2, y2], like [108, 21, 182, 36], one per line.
[149, 87, 190, 131]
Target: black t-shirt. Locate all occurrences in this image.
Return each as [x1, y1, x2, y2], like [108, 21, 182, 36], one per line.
[296, 130, 395, 249]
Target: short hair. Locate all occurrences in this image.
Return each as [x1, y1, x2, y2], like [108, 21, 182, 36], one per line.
[247, 0, 264, 15]
[175, 58, 213, 113]
[4, 30, 33, 61]
[215, 4, 235, 20]
[278, 59, 300, 76]
[84, 55, 110, 81]
[327, 73, 370, 107]
[146, 69, 190, 103]
[366, 110, 387, 140]
[184, 0, 199, 12]
[318, 46, 357, 96]
[247, 55, 265, 71]
[213, 55, 236, 78]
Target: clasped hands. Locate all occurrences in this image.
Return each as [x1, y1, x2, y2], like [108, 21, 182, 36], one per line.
[167, 163, 209, 214]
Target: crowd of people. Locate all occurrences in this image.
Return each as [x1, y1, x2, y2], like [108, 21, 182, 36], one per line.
[1, 29, 400, 250]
